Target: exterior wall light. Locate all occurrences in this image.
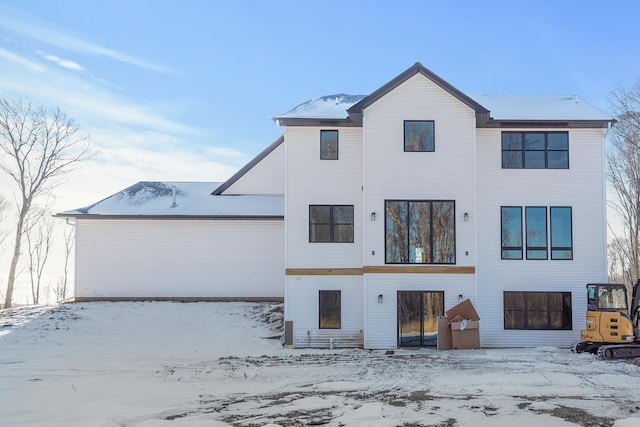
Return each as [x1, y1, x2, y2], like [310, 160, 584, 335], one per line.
[464, 212, 469, 221]
[371, 212, 376, 221]
[378, 294, 383, 303]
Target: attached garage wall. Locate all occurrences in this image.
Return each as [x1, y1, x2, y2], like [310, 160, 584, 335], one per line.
[74, 218, 284, 300]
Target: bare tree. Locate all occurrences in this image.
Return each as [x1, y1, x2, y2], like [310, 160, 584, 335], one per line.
[25, 213, 55, 305]
[607, 80, 640, 296]
[0, 96, 90, 308]
[0, 195, 9, 247]
[52, 222, 74, 302]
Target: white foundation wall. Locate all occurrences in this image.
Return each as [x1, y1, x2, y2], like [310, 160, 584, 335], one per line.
[74, 219, 284, 299]
[475, 128, 608, 347]
[285, 126, 364, 268]
[285, 275, 364, 348]
[364, 273, 476, 349]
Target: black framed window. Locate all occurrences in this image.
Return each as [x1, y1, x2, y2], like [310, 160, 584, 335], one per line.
[309, 205, 354, 243]
[525, 207, 547, 260]
[550, 207, 573, 260]
[504, 291, 572, 330]
[501, 207, 523, 259]
[319, 290, 341, 329]
[502, 132, 569, 169]
[385, 200, 455, 264]
[404, 120, 435, 152]
[320, 130, 338, 160]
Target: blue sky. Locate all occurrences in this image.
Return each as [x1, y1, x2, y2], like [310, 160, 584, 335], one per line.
[1, 0, 639, 210]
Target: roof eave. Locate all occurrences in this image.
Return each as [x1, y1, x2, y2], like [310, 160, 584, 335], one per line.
[272, 117, 360, 127]
[54, 213, 285, 220]
[212, 136, 284, 195]
[481, 119, 616, 129]
[347, 62, 490, 116]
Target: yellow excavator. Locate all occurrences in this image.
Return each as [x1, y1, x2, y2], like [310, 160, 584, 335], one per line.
[572, 282, 640, 359]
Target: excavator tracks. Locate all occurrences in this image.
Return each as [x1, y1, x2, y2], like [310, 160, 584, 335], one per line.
[596, 344, 640, 360]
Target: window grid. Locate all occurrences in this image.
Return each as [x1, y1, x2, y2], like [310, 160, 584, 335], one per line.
[502, 132, 569, 169]
[504, 291, 572, 330]
[385, 200, 455, 264]
[309, 205, 354, 243]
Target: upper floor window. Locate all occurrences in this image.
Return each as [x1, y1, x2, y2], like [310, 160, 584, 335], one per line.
[320, 130, 338, 160]
[404, 120, 435, 152]
[501, 206, 523, 259]
[501, 205, 572, 260]
[502, 132, 569, 169]
[385, 200, 455, 264]
[309, 205, 354, 243]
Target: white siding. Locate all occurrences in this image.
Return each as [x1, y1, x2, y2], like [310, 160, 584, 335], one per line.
[224, 143, 285, 195]
[475, 128, 607, 347]
[75, 219, 284, 299]
[286, 275, 364, 348]
[364, 273, 476, 349]
[361, 73, 478, 348]
[363, 73, 477, 268]
[285, 127, 364, 268]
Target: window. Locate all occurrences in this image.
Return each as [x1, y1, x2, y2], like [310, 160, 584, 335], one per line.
[404, 120, 435, 152]
[525, 207, 547, 260]
[385, 200, 455, 264]
[309, 205, 354, 243]
[501, 207, 522, 259]
[319, 290, 341, 329]
[501, 206, 572, 261]
[504, 291, 572, 330]
[320, 130, 338, 160]
[502, 132, 569, 169]
[550, 207, 573, 260]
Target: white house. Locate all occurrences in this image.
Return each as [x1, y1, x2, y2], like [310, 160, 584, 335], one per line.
[58, 63, 615, 349]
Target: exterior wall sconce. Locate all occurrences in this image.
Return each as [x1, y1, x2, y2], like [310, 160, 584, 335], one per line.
[378, 294, 383, 303]
[464, 212, 469, 221]
[458, 294, 463, 302]
[371, 212, 376, 221]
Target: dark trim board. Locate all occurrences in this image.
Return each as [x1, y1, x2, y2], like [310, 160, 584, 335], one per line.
[285, 266, 476, 275]
[54, 215, 285, 220]
[69, 296, 284, 303]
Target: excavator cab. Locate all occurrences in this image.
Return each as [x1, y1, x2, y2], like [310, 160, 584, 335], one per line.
[574, 283, 638, 357]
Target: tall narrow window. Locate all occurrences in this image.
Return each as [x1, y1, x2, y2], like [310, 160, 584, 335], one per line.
[404, 120, 435, 152]
[501, 207, 523, 259]
[525, 207, 547, 259]
[504, 291, 572, 330]
[319, 290, 341, 329]
[550, 207, 573, 260]
[385, 200, 455, 264]
[309, 205, 354, 243]
[320, 130, 338, 160]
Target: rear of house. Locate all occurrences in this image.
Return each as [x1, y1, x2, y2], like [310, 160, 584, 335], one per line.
[274, 63, 613, 349]
[58, 62, 613, 350]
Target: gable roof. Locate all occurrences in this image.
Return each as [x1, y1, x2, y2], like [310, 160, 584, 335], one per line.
[56, 181, 284, 219]
[212, 136, 284, 195]
[347, 62, 490, 125]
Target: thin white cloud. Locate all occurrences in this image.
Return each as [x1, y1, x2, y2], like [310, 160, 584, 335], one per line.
[0, 7, 170, 74]
[41, 53, 85, 72]
[0, 47, 44, 72]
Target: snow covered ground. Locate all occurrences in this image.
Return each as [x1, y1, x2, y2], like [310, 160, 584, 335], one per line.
[1, 302, 639, 427]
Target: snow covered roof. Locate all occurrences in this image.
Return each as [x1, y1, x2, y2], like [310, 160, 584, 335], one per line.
[273, 63, 614, 127]
[274, 94, 366, 120]
[57, 181, 284, 218]
[471, 94, 613, 122]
